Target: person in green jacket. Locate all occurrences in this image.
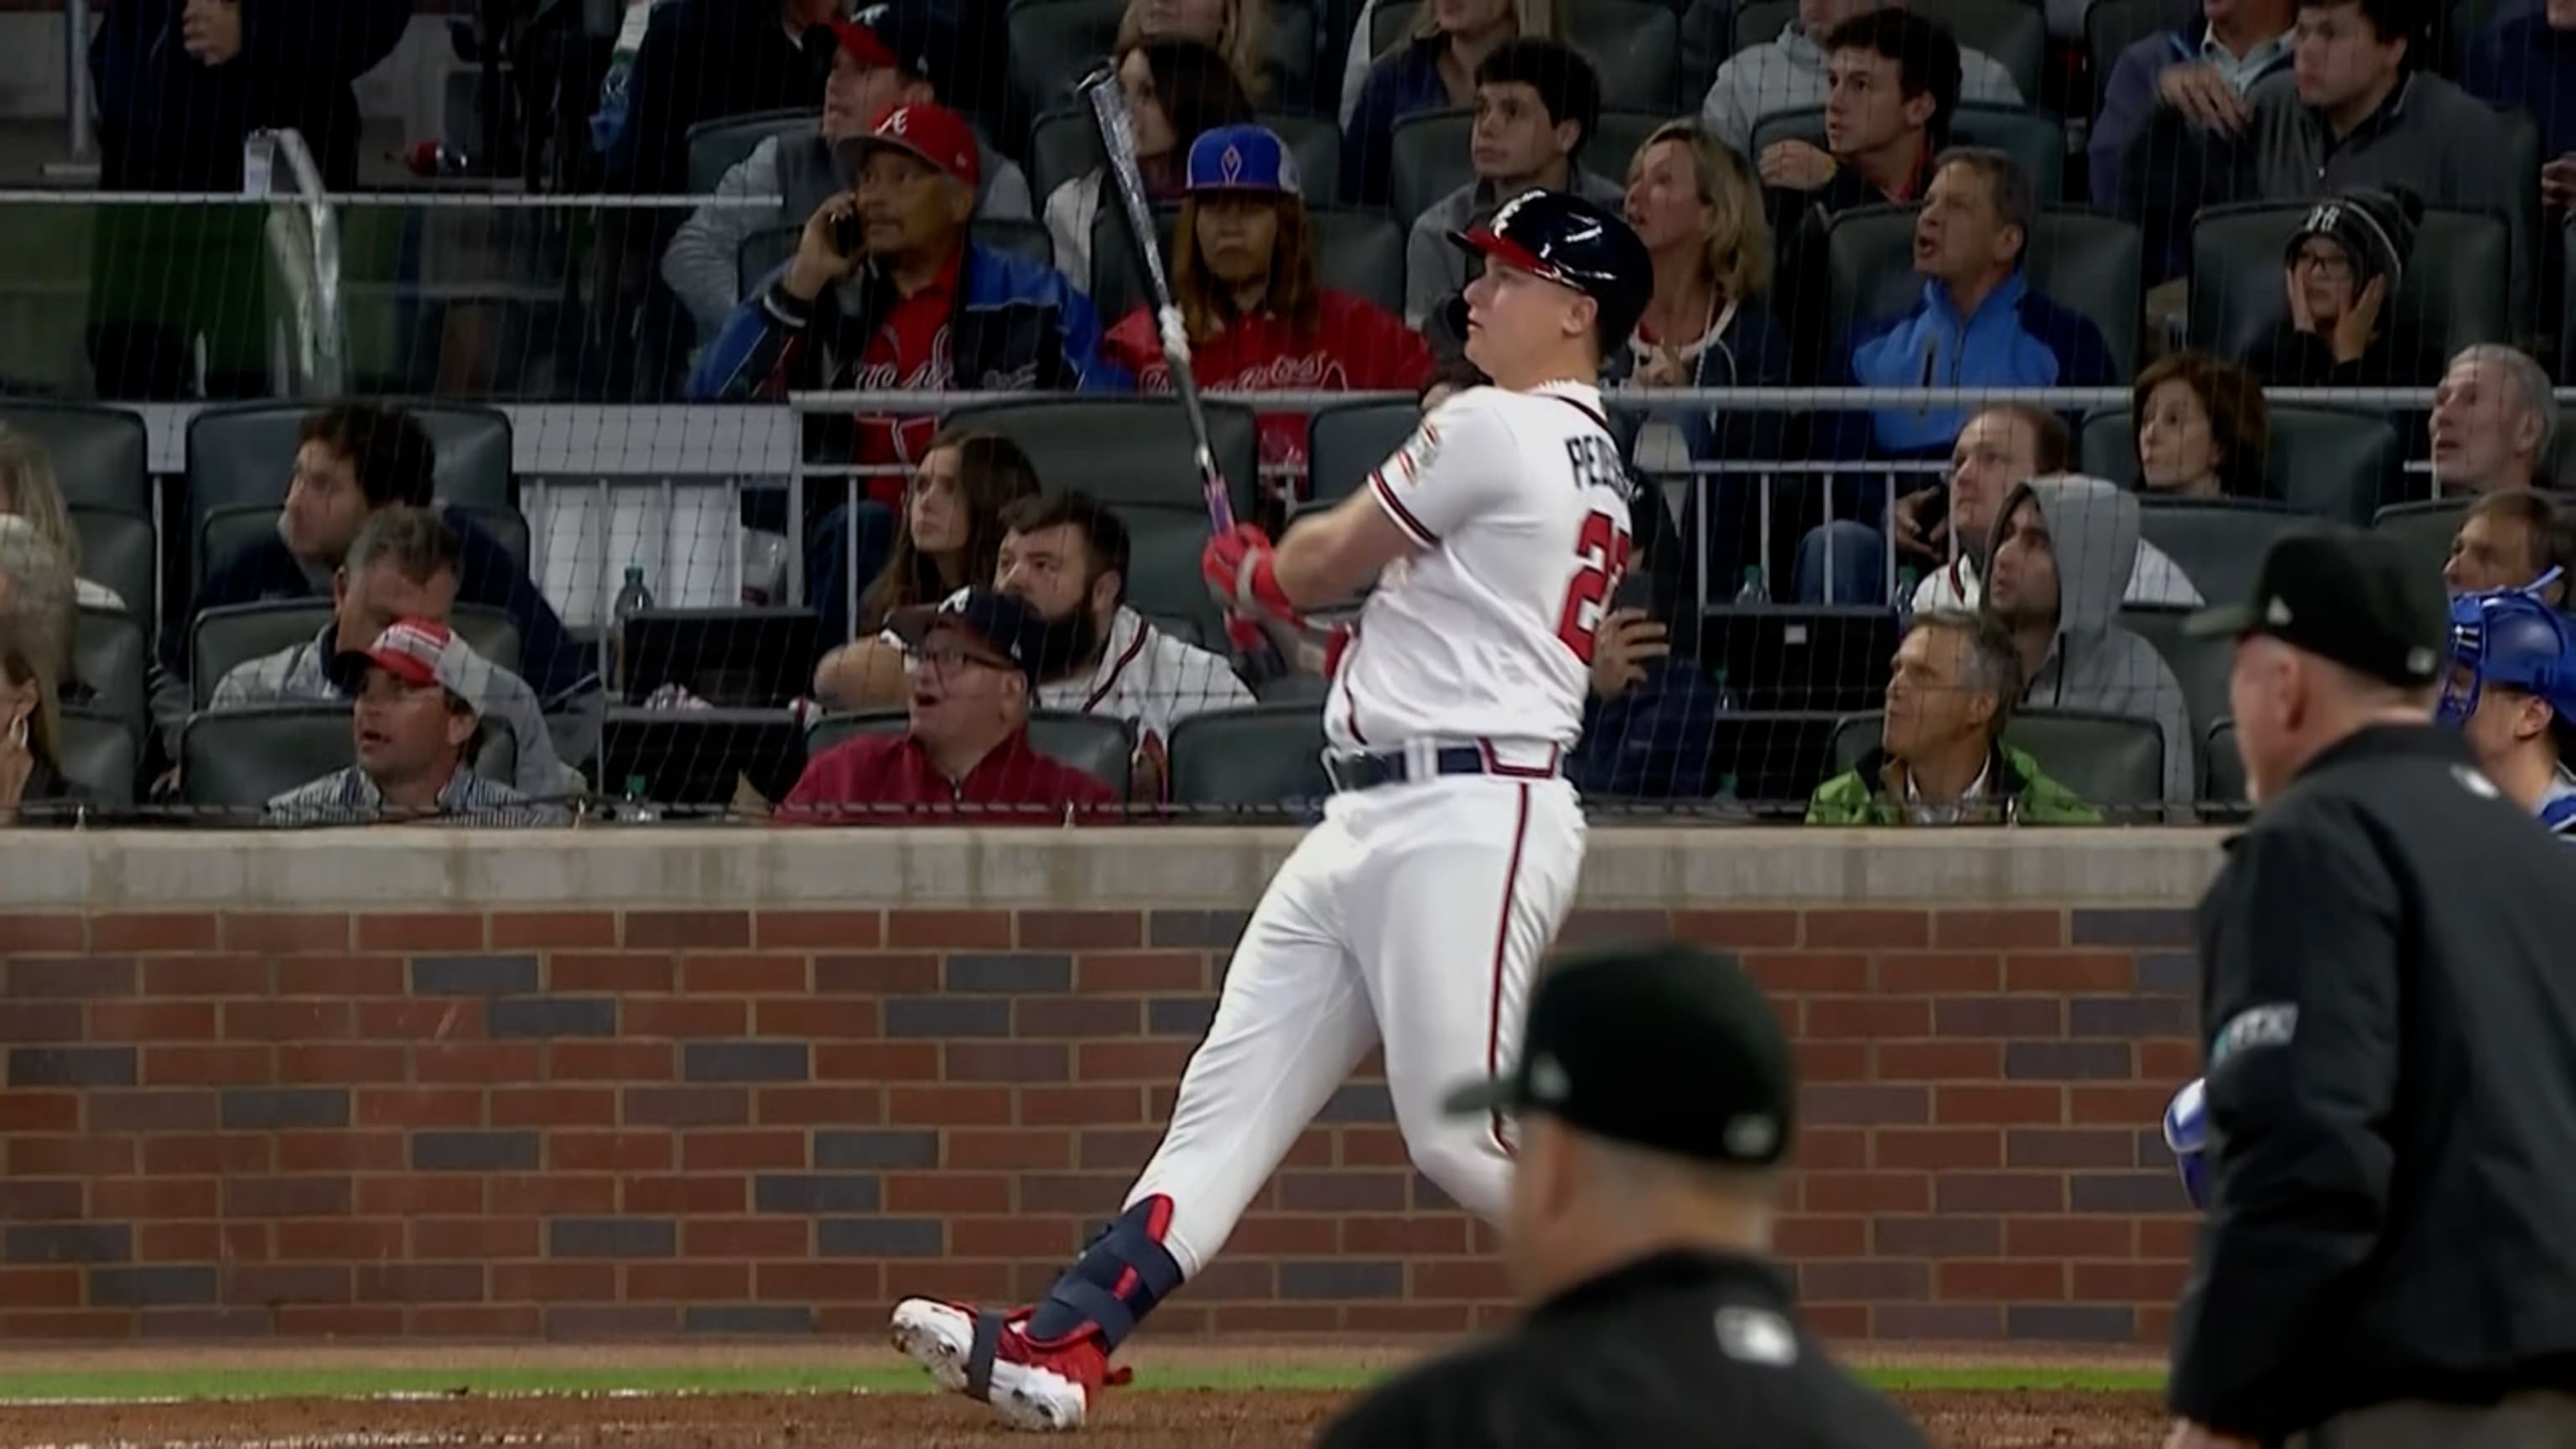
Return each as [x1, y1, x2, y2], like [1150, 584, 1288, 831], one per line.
[1807, 607, 2098, 825]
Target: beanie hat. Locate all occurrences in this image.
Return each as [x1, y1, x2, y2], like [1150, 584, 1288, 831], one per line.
[2283, 185, 2423, 294]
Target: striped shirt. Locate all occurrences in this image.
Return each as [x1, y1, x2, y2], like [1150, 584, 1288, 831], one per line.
[265, 765, 566, 828]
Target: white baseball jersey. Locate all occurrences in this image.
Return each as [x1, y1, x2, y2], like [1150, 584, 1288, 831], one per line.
[1327, 379, 1637, 753]
[1036, 605, 1252, 752]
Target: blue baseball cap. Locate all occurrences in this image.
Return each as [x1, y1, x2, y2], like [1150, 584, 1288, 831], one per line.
[887, 589, 1078, 684]
[1185, 124, 1301, 196]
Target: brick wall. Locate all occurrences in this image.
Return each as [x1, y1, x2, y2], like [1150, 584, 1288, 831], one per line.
[0, 901, 2200, 1344]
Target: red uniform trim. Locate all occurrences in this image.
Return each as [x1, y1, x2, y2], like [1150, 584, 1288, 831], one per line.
[1337, 624, 1369, 745]
[1484, 782, 1534, 1161]
[1476, 739, 1561, 779]
[1368, 470, 1440, 548]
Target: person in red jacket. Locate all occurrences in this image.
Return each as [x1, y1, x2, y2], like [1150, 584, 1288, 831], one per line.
[1104, 123, 1432, 502]
[779, 590, 1117, 823]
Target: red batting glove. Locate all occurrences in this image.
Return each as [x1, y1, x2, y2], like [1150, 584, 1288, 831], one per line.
[1223, 615, 1268, 657]
[1201, 524, 1302, 625]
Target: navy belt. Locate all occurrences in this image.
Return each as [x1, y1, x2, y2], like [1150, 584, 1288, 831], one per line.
[1322, 745, 1560, 793]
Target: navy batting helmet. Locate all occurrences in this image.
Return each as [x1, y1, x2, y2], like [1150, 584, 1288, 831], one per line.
[2438, 569, 2576, 730]
[1444, 188, 1654, 360]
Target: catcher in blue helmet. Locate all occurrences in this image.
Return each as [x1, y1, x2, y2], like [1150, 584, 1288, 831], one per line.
[2437, 568, 2576, 839]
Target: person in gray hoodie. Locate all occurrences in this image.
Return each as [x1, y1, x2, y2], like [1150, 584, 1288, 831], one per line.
[662, 3, 1032, 342]
[1983, 475, 2197, 810]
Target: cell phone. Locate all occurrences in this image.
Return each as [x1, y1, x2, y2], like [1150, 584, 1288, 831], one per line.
[832, 210, 866, 259]
[1911, 483, 1950, 540]
[1610, 569, 1656, 614]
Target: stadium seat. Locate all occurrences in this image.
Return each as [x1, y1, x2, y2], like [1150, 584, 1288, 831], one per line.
[2371, 498, 2470, 586]
[2270, 408, 2401, 525]
[2205, 719, 2246, 805]
[2563, 235, 2576, 386]
[1830, 706, 2164, 813]
[55, 706, 136, 812]
[2120, 604, 2233, 758]
[944, 397, 1261, 527]
[69, 506, 153, 627]
[1308, 399, 1420, 508]
[2187, 202, 2511, 364]
[181, 704, 357, 812]
[1123, 515, 1229, 650]
[454, 504, 534, 577]
[1593, 110, 1678, 180]
[1167, 703, 1330, 813]
[1255, 670, 1331, 704]
[1754, 102, 2067, 205]
[71, 605, 146, 745]
[2134, 498, 2310, 605]
[1371, 0, 1682, 111]
[190, 600, 522, 709]
[1386, 108, 1472, 229]
[1824, 205, 2141, 378]
[2077, 405, 2400, 521]
[1731, 0, 2046, 98]
[186, 404, 515, 583]
[0, 402, 149, 517]
[805, 708, 1135, 797]
[684, 109, 817, 195]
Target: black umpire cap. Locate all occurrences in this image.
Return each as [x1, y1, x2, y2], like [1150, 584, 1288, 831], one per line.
[2184, 527, 2449, 688]
[1443, 941, 1795, 1167]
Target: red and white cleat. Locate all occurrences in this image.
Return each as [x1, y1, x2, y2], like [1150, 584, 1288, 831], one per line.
[890, 1297, 1128, 1432]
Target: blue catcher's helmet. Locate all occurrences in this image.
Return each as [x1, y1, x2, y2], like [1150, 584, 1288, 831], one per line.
[2163, 1078, 2210, 1211]
[2437, 569, 2576, 730]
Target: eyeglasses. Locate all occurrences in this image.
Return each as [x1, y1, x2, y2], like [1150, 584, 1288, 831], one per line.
[905, 644, 1013, 675]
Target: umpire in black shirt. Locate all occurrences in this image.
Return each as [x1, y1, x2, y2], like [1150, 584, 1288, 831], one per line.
[2168, 529, 2576, 1449]
[1317, 940, 1924, 1449]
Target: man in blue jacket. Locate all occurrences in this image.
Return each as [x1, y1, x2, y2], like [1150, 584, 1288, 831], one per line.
[1800, 148, 2116, 600]
[688, 101, 1119, 647]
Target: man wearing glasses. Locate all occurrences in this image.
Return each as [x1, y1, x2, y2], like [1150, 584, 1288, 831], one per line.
[779, 589, 1116, 822]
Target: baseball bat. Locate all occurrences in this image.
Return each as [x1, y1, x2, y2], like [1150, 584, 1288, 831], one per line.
[1075, 65, 1322, 670]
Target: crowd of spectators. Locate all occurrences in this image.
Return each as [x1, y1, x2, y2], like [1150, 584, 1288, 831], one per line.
[13, 0, 2576, 827]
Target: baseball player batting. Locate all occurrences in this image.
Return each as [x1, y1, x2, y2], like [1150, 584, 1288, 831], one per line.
[887, 189, 1654, 1431]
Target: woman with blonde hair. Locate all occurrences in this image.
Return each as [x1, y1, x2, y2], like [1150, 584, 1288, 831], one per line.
[1117, 0, 1273, 101]
[1618, 122, 1794, 459]
[0, 426, 126, 612]
[0, 516, 85, 823]
[1342, 0, 1564, 206]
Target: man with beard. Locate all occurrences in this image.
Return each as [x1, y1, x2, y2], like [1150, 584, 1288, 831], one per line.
[990, 491, 1251, 802]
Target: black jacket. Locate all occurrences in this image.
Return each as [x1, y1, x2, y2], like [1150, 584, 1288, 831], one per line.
[1318, 1250, 1925, 1449]
[90, 0, 411, 190]
[2171, 724, 2576, 1439]
[603, 0, 828, 199]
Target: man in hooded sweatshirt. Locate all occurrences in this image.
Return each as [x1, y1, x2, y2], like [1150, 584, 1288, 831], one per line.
[1983, 476, 2198, 810]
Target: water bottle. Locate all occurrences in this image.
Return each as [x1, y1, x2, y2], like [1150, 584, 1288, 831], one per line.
[1710, 666, 1742, 712]
[1716, 771, 1741, 801]
[1732, 565, 1769, 606]
[620, 774, 659, 824]
[611, 565, 655, 694]
[1894, 566, 1920, 628]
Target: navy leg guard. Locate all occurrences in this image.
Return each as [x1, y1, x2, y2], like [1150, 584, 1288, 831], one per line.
[966, 1309, 1005, 1400]
[1023, 1195, 1185, 1352]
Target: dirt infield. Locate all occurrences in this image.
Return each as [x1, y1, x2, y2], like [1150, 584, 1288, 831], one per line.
[0, 1387, 2169, 1448]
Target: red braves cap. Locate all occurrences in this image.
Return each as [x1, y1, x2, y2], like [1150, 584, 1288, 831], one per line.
[331, 617, 494, 714]
[828, 18, 899, 69]
[847, 101, 980, 191]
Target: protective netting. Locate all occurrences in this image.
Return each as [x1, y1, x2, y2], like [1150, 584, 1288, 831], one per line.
[3, 0, 2568, 828]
